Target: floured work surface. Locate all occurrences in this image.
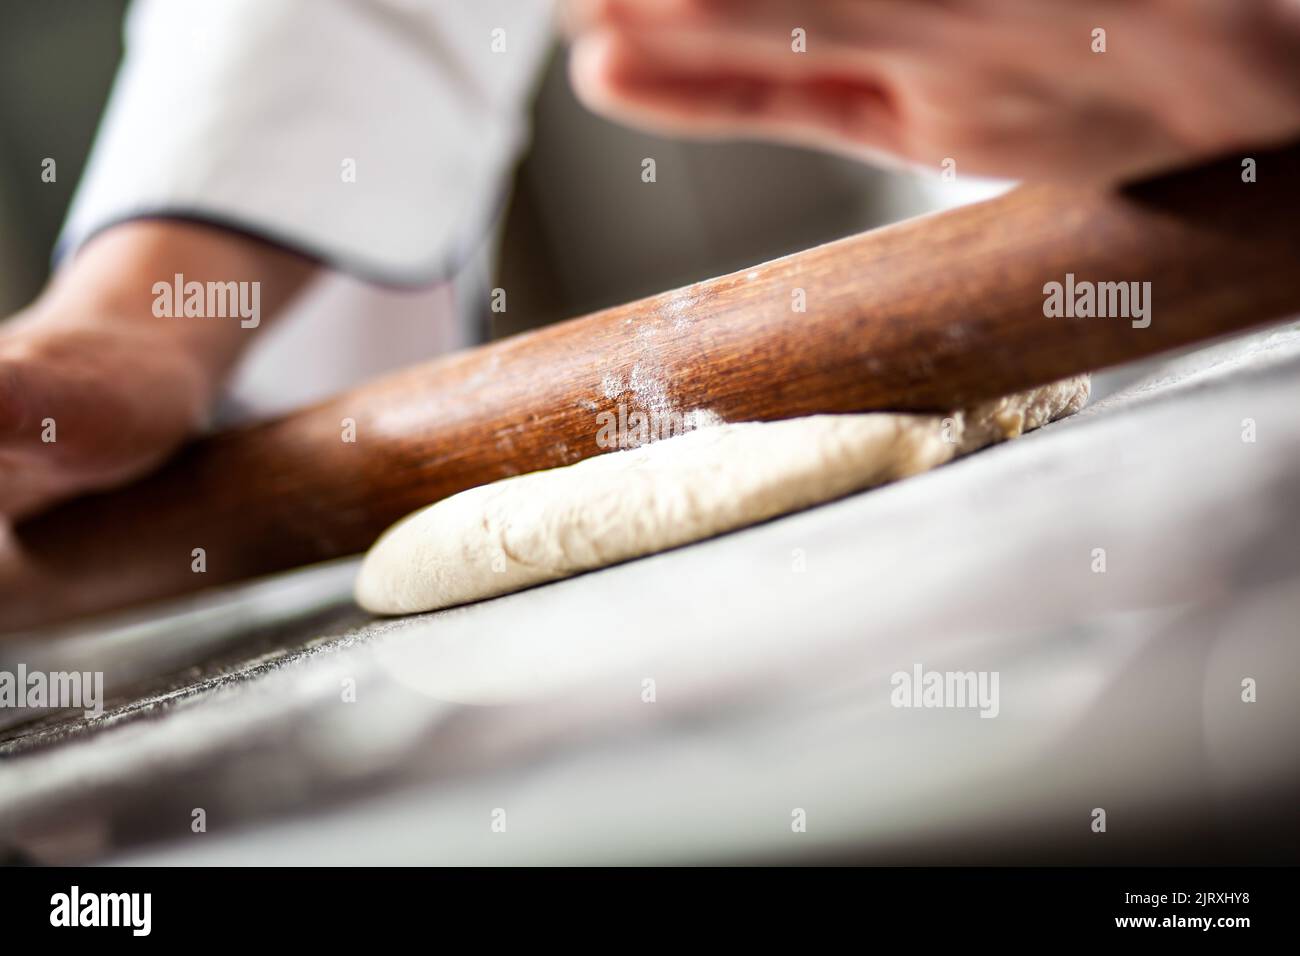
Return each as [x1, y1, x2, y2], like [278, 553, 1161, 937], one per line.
[1, 324, 1299, 865]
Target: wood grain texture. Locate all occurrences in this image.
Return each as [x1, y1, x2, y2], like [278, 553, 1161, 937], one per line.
[4, 143, 1299, 632]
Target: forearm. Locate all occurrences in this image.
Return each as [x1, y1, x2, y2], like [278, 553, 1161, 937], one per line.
[25, 219, 317, 405]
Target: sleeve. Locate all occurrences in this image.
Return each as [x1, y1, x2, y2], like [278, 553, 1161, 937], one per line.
[56, 0, 555, 286]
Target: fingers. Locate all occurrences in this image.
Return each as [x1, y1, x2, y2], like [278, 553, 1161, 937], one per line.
[568, 0, 922, 84]
[568, 0, 926, 52]
[564, 0, 954, 162]
[570, 27, 904, 161]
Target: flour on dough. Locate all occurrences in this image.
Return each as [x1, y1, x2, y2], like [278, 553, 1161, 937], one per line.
[355, 377, 1090, 614]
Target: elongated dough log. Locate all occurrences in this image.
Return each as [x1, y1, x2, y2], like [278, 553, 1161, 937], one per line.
[355, 377, 1090, 614]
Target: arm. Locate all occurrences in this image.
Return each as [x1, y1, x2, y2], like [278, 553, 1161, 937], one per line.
[0, 220, 315, 519]
[3, 0, 555, 520]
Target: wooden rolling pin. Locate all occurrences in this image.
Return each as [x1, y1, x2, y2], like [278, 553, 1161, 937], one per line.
[4, 143, 1300, 632]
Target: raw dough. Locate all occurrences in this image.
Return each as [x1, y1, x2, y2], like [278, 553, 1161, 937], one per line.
[355, 377, 1090, 614]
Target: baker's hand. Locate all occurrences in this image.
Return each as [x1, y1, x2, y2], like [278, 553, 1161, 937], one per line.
[0, 314, 217, 521]
[567, 0, 1300, 182]
[0, 220, 314, 521]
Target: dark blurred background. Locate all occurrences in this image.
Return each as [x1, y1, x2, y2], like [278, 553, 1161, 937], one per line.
[0, 0, 128, 313]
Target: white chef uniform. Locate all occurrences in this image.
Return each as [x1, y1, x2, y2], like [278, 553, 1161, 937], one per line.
[57, 0, 554, 421]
